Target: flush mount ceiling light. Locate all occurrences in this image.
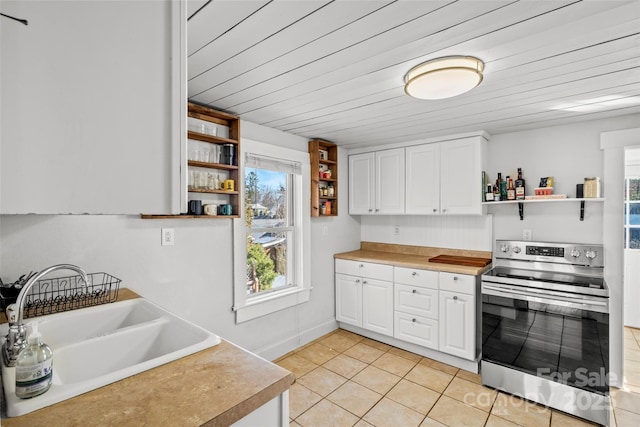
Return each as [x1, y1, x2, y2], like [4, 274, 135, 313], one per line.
[404, 56, 484, 100]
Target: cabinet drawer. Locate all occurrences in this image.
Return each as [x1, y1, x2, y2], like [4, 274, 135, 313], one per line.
[394, 267, 438, 288]
[439, 272, 476, 295]
[394, 284, 438, 319]
[335, 259, 393, 281]
[394, 312, 438, 350]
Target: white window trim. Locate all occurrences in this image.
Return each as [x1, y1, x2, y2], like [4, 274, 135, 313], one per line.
[232, 139, 311, 323]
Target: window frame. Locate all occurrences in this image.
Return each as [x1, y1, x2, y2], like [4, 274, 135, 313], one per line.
[624, 177, 640, 250]
[232, 139, 311, 323]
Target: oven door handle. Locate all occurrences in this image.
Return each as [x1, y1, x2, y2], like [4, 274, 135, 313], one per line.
[482, 283, 609, 313]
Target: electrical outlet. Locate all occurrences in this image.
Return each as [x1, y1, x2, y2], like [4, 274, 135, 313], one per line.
[393, 225, 400, 236]
[161, 228, 175, 246]
[523, 229, 532, 241]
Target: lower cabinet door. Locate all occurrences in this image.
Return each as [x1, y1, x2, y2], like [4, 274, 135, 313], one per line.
[439, 290, 475, 360]
[335, 274, 362, 327]
[394, 312, 438, 349]
[362, 278, 394, 336]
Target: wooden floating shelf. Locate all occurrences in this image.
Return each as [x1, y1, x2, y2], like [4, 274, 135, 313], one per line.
[188, 188, 239, 195]
[188, 160, 238, 170]
[187, 131, 239, 145]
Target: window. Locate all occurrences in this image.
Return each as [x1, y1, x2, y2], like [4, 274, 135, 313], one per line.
[624, 177, 640, 249]
[233, 139, 310, 323]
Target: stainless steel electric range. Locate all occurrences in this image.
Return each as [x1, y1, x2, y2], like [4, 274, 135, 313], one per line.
[481, 240, 610, 426]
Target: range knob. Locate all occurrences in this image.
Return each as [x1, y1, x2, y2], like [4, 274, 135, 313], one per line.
[585, 250, 597, 260]
[500, 244, 510, 253]
[513, 246, 522, 254]
[570, 249, 581, 258]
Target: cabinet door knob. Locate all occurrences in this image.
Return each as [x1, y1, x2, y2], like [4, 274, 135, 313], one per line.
[359, 264, 364, 268]
[368, 209, 372, 212]
[453, 295, 458, 300]
[363, 280, 368, 285]
[375, 209, 379, 212]
[442, 208, 447, 213]
[412, 318, 417, 323]
[412, 289, 417, 294]
[453, 276, 458, 281]
[433, 208, 437, 213]
[411, 271, 417, 276]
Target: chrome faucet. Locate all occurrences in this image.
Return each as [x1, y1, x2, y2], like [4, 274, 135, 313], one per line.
[2, 264, 89, 367]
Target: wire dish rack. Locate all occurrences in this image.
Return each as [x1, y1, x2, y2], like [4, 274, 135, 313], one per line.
[0, 272, 121, 319]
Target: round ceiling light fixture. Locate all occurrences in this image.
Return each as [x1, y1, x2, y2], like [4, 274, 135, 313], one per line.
[404, 56, 484, 100]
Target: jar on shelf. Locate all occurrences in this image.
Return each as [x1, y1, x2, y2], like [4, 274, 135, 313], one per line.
[320, 202, 327, 215]
[327, 184, 335, 197]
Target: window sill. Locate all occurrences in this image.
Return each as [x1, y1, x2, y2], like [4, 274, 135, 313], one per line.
[233, 287, 310, 323]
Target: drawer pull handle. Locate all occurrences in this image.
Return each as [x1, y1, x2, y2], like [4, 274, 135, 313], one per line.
[412, 289, 417, 294]
[359, 264, 364, 268]
[363, 280, 368, 285]
[412, 272, 417, 276]
[453, 276, 458, 281]
[453, 295, 458, 300]
[412, 318, 417, 323]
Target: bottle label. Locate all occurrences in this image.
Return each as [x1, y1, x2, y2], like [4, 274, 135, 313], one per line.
[16, 359, 53, 396]
[516, 187, 525, 199]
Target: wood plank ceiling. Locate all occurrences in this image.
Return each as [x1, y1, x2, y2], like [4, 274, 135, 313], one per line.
[187, 0, 640, 148]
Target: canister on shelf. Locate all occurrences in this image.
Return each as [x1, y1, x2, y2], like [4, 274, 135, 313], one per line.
[584, 177, 601, 198]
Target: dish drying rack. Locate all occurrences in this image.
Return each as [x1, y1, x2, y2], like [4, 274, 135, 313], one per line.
[0, 272, 121, 319]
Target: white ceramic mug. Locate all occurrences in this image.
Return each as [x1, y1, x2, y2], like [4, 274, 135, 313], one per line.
[204, 204, 218, 216]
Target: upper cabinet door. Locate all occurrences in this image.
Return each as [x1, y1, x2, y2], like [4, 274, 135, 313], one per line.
[349, 153, 375, 215]
[405, 144, 440, 214]
[440, 138, 482, 215]
[375, 148, 405, 214]
[0, 0, 184, 214]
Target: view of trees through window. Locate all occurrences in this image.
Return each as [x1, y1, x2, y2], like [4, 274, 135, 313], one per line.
[625, 178, 640, 249]
[245, 168, 291, 296]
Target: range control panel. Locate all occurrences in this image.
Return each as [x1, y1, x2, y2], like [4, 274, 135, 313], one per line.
[495, 240, 604, 267]
[526, 246, 564, 257]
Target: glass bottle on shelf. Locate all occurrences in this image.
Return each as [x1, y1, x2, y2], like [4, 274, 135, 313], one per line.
[507, 177, 516, 200]
[328, 184, 335, 197]
[515, 168, 525, 200]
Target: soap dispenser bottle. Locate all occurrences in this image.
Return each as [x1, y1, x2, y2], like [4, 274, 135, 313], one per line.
[15, 323, 53, 399]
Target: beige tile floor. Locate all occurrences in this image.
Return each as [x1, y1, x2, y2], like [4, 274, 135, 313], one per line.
[275, 327, 640, 427]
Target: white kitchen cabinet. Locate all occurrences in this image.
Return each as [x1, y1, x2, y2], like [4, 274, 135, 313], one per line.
[440, 138, 483, 215]
[405, 144, 440, 214]
[362, 278, 394, 336]
[349, 148, 404, 215]
[0, 0, 184, 214]
[406, 136, 485, 215]
[348, 153, 375, 214]
[335, 274, 362, 327]
[335, 260, 394, 336]
[439, 288, 475, 360]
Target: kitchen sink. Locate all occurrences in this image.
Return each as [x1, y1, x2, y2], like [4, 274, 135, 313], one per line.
[0, 298, 221, 417]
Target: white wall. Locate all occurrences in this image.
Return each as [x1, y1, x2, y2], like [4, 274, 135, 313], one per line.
[0, 121, 361, 360]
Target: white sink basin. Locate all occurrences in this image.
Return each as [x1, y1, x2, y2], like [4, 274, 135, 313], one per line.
[0, 298, 221, 417]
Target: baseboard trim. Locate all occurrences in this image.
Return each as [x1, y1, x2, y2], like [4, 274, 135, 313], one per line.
[253, 319, 338, 361]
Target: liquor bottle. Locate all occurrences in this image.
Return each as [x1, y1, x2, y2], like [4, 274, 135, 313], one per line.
[485, 184, 494, 202]
[507, 177, 516, 200]
[493, 185, 501, 201]
[515, 168, 525, 200]
[498, 173, 507, 200]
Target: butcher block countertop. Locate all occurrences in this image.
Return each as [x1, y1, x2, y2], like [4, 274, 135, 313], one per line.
[1, 289, 295, 427]
[335, 242, 493, 276]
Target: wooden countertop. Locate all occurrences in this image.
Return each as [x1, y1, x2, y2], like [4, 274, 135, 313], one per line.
[335, 242, 492, 276]
[1, 290, 295, 426]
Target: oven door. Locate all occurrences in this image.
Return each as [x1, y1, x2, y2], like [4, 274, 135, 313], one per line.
[481, 282, 610, 395]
